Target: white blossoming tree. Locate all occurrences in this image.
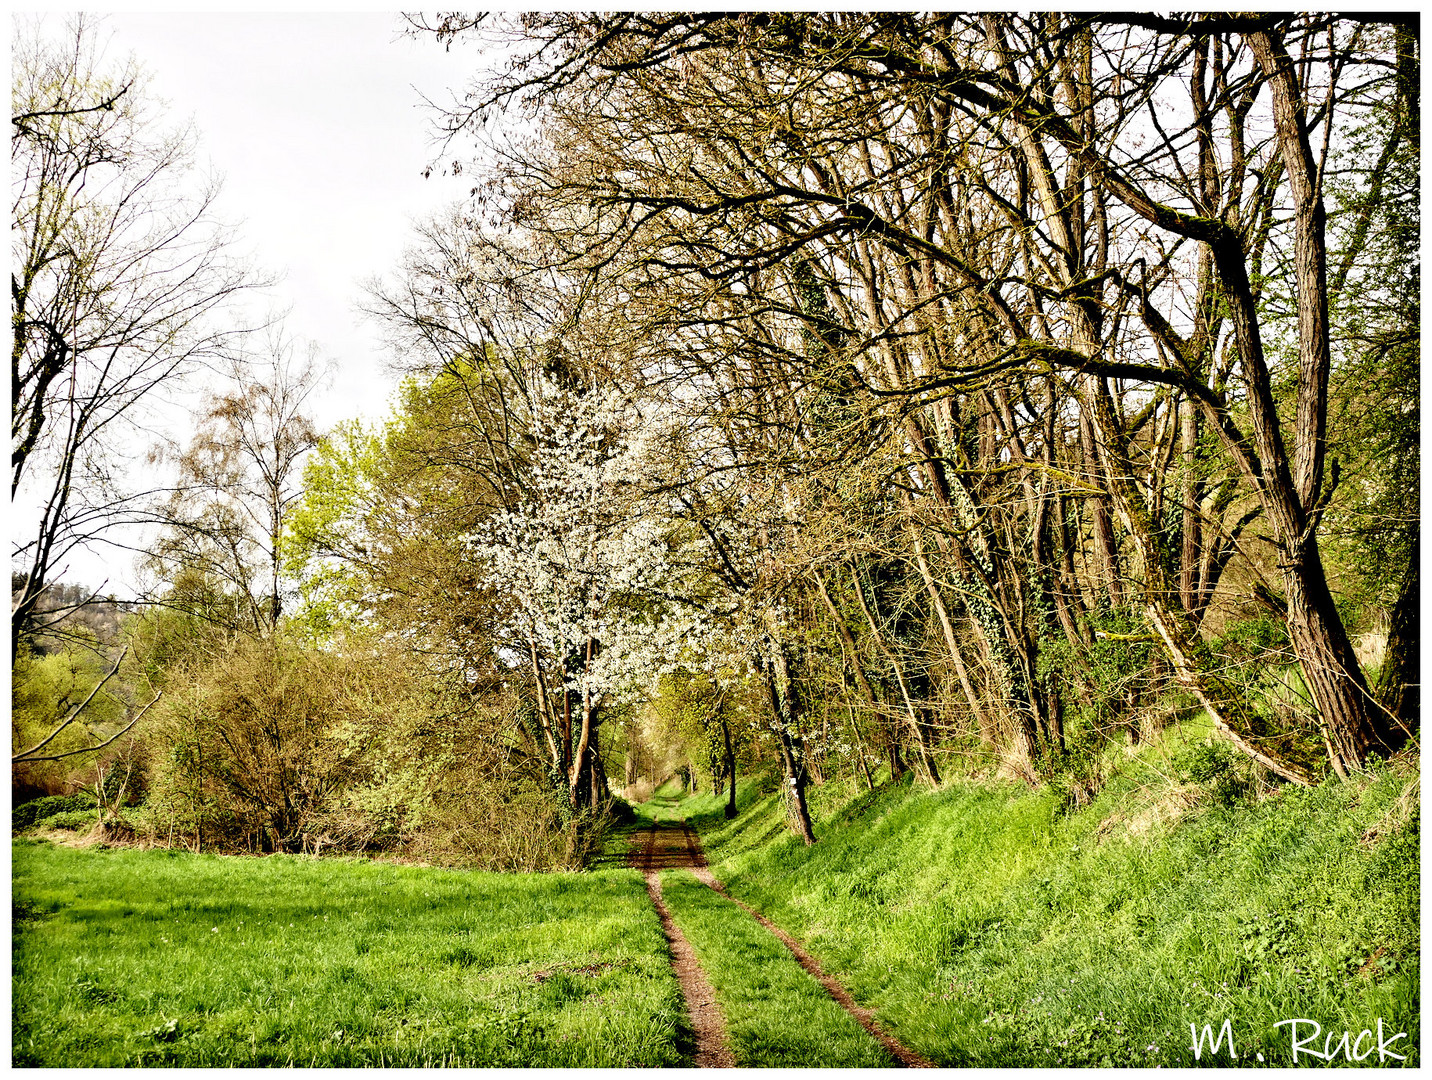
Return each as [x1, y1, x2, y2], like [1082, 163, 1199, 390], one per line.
[472, 375, 705, 812]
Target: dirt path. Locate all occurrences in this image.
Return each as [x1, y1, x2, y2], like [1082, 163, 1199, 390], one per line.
[634, 819, 933, 1069]
[633, 823, 735, 1067]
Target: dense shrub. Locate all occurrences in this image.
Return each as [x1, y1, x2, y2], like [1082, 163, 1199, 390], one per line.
[30, 809, 100, 832]
[138, 633, 578, 868]
[1174, 740, 1255, 806]
[13, 793, 97, 830]
[143, 635, 400, 853]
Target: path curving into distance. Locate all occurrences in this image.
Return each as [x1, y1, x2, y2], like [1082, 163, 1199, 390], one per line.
[634, 822, 735, 1067]
[633, 819, 934, 1069]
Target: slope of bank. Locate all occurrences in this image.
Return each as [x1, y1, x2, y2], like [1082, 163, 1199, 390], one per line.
[673, 731, 1419, 1068]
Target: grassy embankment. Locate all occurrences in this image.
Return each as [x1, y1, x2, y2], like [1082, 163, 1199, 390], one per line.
[12, 844, 685, 1067]
[664, 716, 1420, 1068]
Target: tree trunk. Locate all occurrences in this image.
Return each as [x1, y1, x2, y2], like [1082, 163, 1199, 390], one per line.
[528, 639, 563, 774]
[1375, 530, 1418, 744]
[800, 732, 824, 786]
[721, 714, 738, 818]
[1231, 26, 1386, 776]
[567, 638, 602, 810]
[812, 569, 917, 782]
[760, 646, 816, 844]
[1079, 408, 1125, 608]
[888, 734, 907, 781]
[1178, 396, 1203, 615]
[1282, 537, 1395, 776]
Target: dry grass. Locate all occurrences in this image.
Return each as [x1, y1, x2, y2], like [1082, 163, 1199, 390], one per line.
[623, 779, 657, 804]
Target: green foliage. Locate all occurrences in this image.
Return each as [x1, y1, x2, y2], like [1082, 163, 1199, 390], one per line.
[281, 420, 387, 639]
[1204, 617, 1328, 776]
[121, 572, 240, 691]
[12, 645, 126, 795]
[12, 844, 685, 1066]
[97, 760, 133, 806]
[282, 358, 518, 648]
[1035, 608, 1162, 794]
[977, 1006, 1164, 1069]
[29, 809, 99, 832]
[1321, 84, 1419, 627]
[606, 797, 639, 826]
[13, 792, 98, 830]
[142, 635, 357, 852]
[1211, 615, 1291, 665]
[1040, 751, 1104, 816]
[1174, 741, 1254, 807]
[134, 629, 573, 868]
[650, 671, 738, 793]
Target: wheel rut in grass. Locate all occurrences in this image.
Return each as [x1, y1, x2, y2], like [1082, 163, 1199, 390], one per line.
[633, 822, 734, 1067]
[638, 820, 933, 1069]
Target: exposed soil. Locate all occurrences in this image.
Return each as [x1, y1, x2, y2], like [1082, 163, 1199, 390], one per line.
[634, 819, 934, 1069]
[632, 823, 735, 1068]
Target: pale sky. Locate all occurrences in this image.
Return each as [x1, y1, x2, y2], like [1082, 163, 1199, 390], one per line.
[18, 12, 490, 592]
[99, 11, 479, 428]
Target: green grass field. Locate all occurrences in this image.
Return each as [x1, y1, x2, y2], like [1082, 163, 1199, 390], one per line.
[12, 725, 1420, 1068]
[657, 869, 893, 1066]
[680, 743, 1420, 1067]
[12, 842, 685, 1066]
[12, 810, 898, 1069]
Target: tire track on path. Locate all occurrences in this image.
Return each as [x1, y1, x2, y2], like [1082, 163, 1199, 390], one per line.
[675, 821, 934, 1069]
[634, 822, 734, 1068]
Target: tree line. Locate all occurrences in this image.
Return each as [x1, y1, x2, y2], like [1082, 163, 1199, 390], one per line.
[12, 13, 1418, 861]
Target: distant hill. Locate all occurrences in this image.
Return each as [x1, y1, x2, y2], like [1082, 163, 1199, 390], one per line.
[11, 576, 133, 652]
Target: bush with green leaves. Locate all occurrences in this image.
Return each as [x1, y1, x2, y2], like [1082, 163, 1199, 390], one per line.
[30, 809, 99, 832]
[1174, 740, 1254, 806]
[138, 631, 577, 868]
[143, 635, 357, 852]
[1036, 607, 1158, 783]
[13, 792, 98, 830]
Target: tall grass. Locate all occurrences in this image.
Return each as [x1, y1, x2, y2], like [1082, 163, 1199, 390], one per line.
[12, 843, 686, 1066]
[682, 731, 1419, 1067]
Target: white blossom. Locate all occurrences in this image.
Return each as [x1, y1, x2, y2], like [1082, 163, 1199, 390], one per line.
[470, 376, 703, 709]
